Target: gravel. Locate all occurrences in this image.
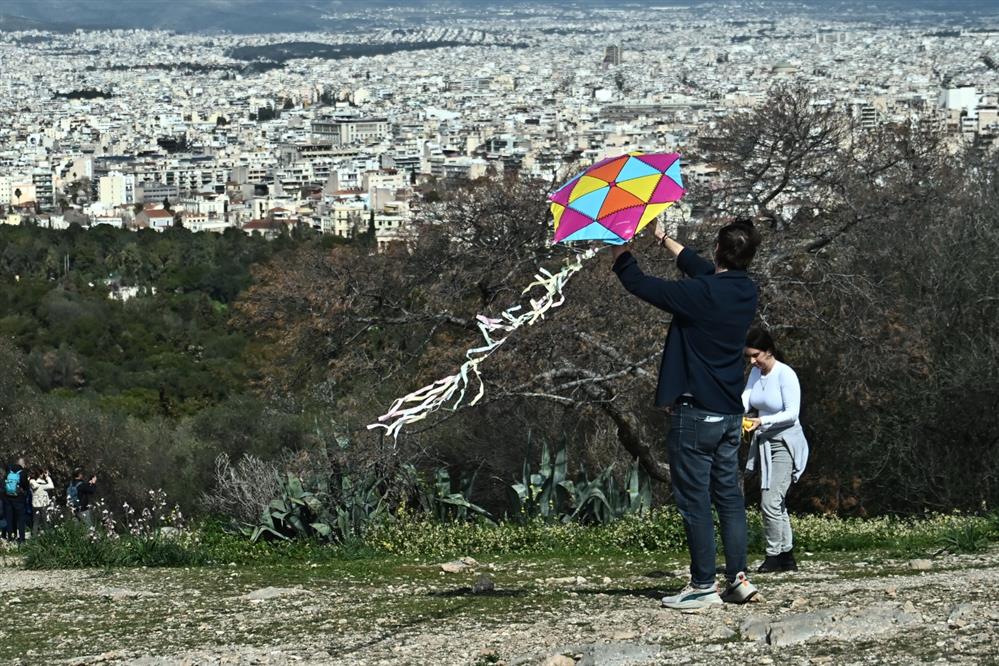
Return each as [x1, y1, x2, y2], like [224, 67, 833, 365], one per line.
[2, 549, 998, 665]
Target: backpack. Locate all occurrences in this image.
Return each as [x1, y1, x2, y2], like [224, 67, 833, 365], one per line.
[4, 469, 22, 497]
[67, 480, 82, 509]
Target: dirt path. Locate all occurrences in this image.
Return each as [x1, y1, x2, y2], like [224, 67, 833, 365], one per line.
[1, 549, 998, 665]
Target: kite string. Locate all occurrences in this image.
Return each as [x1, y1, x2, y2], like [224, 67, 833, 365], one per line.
[367, 247, 601, 439]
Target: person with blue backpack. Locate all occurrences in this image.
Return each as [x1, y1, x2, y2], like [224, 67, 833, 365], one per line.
[4, 457, 31, 543]
[67, 468, 97, 527]
[0, 463, 7, 539]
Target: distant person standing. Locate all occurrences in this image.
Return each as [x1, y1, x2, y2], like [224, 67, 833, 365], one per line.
[3, 457, 31, 543]
[68, 468, 98, 527]
[29, 468, 55, 537]
[0, 460, 7, 540]
[611, 217, 762, 610]
[742, 327, 809, 573]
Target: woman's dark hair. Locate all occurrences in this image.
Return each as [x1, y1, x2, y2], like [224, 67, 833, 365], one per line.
[716, 216, 762, 270]
[746, 326, 785, 362]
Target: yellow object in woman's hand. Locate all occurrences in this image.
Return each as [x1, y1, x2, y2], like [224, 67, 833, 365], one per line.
[742, 417, 756, 433]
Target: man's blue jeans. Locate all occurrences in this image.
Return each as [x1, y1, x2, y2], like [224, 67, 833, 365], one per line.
[667, 404, 747, 587]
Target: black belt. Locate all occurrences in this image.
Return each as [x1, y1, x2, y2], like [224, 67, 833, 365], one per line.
[675, 395, 703, 409]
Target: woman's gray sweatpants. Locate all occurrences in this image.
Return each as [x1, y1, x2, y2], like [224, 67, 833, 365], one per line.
[761, 441, 793, 556]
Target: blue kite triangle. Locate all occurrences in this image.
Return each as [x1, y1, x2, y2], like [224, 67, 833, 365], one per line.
[561, 222, 624, 244]
[664, 160, 683, 188]
[615, 157, 662, 182]
[567, 186, 609, 219]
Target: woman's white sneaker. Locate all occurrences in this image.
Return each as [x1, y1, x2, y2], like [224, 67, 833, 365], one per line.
[661, 584, 723, 610]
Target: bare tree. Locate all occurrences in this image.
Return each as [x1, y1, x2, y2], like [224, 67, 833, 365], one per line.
[698, 83, 848, 229]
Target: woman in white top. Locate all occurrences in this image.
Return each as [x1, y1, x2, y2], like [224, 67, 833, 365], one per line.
[742, 328, 809, 573]
[29, 468, 55, 537]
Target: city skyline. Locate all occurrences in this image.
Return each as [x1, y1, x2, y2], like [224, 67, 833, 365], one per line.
[2, 0, 999, 33]
[1, 0, 997, 246]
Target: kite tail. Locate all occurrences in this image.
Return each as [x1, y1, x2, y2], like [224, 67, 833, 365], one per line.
[368, 247, 601, 440]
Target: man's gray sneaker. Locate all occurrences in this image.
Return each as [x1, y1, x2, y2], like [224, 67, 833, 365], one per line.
[721, 571, 758, 604]
[661, 584, 723, 611]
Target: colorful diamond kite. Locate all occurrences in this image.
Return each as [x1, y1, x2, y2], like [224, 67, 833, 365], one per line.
[369, 151, 688, 440]
[548, 152, 685, 245]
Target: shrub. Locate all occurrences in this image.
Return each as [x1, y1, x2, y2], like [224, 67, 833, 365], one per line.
[212, 453, 496, 545]
[202, 453, 283, 525]
[937, 515, 996, 554]
[22, 490, 196, 568]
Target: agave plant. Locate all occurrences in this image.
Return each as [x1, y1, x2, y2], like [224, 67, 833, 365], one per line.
[244, 471, 391, 543]
[507, 441, 652, 525]
[332, 471, 389, 541]
[401, 464, 492, 523]
[507, 441, 575, 522]
[570, 458, 652, 524]
[429, 467, 493, 523]
[244, 473, 335, 542]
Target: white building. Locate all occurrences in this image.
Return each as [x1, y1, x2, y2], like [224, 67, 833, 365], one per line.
[312, 116, 390, 146]
[938, 86, 979, 117]
[98, 171, 136, 208]
[93, 214, 124, 227]
[324, 200, 368, 237]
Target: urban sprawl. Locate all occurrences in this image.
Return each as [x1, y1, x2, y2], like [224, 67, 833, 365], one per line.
[1, 4, 997, 252]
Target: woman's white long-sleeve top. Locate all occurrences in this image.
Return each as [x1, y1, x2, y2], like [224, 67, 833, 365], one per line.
[742, 361, 809, 488]
[30, 475, 55, 508]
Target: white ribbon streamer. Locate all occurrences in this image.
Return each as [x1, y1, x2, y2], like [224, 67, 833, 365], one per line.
[367, 247, 601, 439]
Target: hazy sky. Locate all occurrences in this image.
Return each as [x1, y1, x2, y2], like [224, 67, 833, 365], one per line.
[2, 0, 997, 33]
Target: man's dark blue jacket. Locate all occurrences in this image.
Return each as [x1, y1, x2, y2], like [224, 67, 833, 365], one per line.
[612, 247, 757, 415]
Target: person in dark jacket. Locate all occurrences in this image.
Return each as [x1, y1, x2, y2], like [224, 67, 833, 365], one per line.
[611, 218, 762, 611]
[0, 460, 7, 539]
[69, 468, 98, 527]
[3, 457, 31, 543]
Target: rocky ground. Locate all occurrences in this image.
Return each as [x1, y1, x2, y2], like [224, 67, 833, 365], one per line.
[1, 548, 998, 665]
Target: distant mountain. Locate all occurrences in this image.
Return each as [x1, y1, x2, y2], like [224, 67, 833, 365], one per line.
[0, 0, 330, 33]
[1, 0, 540, 34]
[1, 0, 998, 34]
[0, 11, 65, 31]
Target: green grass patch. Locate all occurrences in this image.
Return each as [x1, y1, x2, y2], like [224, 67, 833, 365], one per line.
[367, 509, 998, 559]
[363, 508, 689, 559]
[789, 512, 998, 554]
[20, 510, 998, 570]
[21, 519, 372, 570]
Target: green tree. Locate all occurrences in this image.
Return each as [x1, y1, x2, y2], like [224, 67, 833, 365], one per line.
[110, 243, 143, 283]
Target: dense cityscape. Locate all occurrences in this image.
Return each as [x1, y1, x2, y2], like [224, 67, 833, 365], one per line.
[1, 1, 997, 251]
